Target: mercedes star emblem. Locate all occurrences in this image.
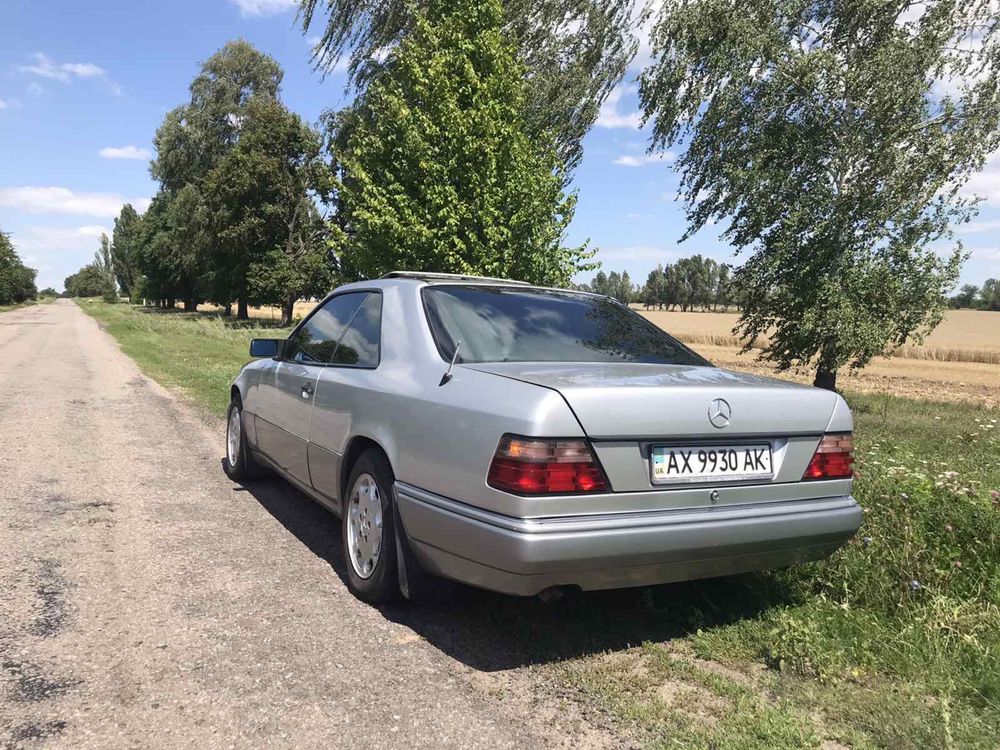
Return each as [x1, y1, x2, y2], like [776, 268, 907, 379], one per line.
[708, 398, 731, 429]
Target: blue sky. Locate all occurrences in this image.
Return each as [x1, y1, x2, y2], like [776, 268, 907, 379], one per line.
[2, 0, 1000, 293]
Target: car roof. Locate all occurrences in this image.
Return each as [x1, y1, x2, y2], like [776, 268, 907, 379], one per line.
[324, 272, 608, 302]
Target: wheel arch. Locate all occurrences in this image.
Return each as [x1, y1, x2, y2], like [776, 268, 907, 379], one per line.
[340, 435, 394, 504]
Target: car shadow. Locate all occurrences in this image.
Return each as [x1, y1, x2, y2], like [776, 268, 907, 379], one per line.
[238, 475, 797, 672]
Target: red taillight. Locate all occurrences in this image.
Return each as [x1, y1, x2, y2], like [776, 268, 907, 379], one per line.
[803, 434, 854, 480]
[487, 436, 608, 495]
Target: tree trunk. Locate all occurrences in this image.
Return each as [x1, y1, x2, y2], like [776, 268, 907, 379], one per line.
[280, 294, 296, 327]
[223, 303, 232, 317]
[185, 298, 198, 312]
[237, 299, 249, 320]
[813, 365, 838, 391]
[166, 298, 175, 309]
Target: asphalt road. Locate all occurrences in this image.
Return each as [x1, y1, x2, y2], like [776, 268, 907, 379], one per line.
[0, 301, 617, 749]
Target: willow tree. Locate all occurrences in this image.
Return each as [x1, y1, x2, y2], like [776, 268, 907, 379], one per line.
[333, 0, 597, 286]
[299, 0, 636, 171]
[640, 0, 1000, 389]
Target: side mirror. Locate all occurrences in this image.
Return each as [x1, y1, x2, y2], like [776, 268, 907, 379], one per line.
[249, 338, 283, 358]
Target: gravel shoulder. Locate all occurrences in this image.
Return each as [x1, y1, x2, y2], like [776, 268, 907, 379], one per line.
[0, 300, 616, 749]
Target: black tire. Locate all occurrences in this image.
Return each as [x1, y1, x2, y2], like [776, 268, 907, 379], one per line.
[393, 502, 453, 604]
[342, 449, 401, 603]
[222, 397, 262, 481]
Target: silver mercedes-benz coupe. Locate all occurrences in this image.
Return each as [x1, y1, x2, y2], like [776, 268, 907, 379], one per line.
[224, 272, 862, 603]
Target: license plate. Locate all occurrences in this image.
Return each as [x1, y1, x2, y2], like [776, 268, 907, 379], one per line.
[651, 444, 773, 484]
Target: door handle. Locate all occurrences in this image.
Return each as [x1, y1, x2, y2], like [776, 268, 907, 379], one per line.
[301, 381, 314, 398]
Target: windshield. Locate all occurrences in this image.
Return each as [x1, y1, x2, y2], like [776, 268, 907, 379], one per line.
[422, 285, 712, 366]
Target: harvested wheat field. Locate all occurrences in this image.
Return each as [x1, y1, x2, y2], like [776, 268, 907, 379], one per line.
[635, 308, 1000, 406]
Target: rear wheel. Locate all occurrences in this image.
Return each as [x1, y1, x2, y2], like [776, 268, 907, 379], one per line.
[343, 450, 400, 603]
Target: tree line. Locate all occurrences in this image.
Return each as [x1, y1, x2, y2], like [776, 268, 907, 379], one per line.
[950, 280, 1000, 311]
[61, 0, 1000, 389]
[578, 255, 739, 312]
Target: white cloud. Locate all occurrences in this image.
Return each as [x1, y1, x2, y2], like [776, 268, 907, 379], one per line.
[230, 0, 298, 17]
[0, 99, 6, 110]
[17, 53, 105, 82]
[0, 186, 150, 218]
[958, 219, 1000, 234]
[963, 151, 1000, 207]
[967, 246, 1000, 261]
[27, 82, 44, 97]
[625, 212, 643, 219]
[16, 53, 121, 95]
[99, 145, 151, 160]
[596, 84, 643, 129]
[14, 225, 111, 255]
[613, 151, 674, 167]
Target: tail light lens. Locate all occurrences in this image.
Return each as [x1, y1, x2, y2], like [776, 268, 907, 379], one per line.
[803, 433, 854, 480]
[487, 436, 608, 495]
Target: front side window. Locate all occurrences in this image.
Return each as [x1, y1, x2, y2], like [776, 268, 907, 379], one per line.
[332, 292, 382, 367]
[285, 292, 368, 364]
[422, 285, 711, 366]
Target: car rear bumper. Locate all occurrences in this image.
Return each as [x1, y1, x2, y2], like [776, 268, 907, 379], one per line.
[394, 481, 862, 597]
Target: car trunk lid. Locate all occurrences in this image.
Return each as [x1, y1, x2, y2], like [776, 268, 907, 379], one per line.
[461, 362, 838, 439]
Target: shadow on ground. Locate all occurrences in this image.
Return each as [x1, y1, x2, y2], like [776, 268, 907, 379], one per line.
[239, 473, 795, 672]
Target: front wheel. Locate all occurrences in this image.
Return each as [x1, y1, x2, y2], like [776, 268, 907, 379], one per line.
[223, 398, 262, 481]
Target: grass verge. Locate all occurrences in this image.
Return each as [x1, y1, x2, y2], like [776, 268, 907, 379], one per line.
[76, 299, 292, 417]
[79, 300, 1000, 748]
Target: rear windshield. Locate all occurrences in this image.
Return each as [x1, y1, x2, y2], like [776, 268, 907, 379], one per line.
[422, 285, 712, 366]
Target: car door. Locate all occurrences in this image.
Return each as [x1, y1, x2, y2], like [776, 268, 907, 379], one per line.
[254, 292, 369, 485]
[308, 291, 383, 502]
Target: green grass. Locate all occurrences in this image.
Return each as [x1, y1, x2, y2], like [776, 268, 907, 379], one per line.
[77, 300, 1000, 747]
[563, 393, 1000, 748]
[77, 299, 292, 416]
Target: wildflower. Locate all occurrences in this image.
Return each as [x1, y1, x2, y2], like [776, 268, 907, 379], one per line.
[945, 524, 953, 532]
[910, 580, 921, 591]
[953, 560, 962, 569]
[862, 536, 873, 546]
[900, 492, 909, 502]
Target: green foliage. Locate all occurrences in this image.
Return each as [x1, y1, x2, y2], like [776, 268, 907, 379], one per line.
[141, 40, 332, 318]
[135, 187, 210, 306]
[637, 256, 737, 311]
[639, 0, 1000, 388]
[0, 230, 38, 305]
[299, 0, 637, 171]
[39, 288, 58, 297]
[93, 233, 119, 302]
[980, 278, 1000, 310]
[64, 263, 114, 298]
[204, 96, 334, 321]
[332, 0, 596, 286]
[111, 204, 142, 299]
[590, 269, 634, 304]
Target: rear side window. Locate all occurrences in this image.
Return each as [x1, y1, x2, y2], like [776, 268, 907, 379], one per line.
[422, 285, 711, 366]
[286, 292, 367, 364]
[333, 292, 382, 367]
